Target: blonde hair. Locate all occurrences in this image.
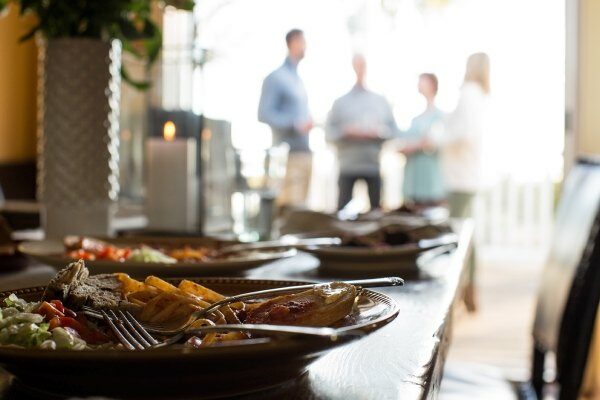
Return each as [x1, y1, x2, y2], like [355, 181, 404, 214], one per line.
[464, 52, 490, 94]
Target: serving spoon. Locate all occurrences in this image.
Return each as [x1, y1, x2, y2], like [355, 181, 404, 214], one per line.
[142, 276, 404, 336]
[154, 323, 366, 348]
[217, 236, 342, 256]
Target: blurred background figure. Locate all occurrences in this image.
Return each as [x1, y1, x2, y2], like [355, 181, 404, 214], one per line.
[258, 29, 313, 209]
[397, 73, 445, 209]
[442, 52, 490, 219]
[440, 52, 491, 312]
[326, 54, 397, 211]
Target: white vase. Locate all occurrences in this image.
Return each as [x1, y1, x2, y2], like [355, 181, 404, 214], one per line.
[37, 38, 121, 239]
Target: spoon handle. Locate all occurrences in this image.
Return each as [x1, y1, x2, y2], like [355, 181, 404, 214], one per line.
[219, 237, 342, 255]
[155, 323, 364, 347]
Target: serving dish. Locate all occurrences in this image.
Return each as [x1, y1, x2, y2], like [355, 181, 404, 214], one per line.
[19, 236, 296, 277]
[301, 234, 457, 274]
[282, 216, 456, 274]
[0, 277, 399, 398]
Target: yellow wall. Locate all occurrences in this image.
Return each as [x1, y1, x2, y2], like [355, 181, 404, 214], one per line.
[0, 5, 37, 163]
[578, 0, 600, 156]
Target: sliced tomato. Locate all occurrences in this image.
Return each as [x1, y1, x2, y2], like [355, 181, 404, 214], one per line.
[49, 300, 64, 314]
[58, 316, 110, 344]
[37, 301, 64, 320]
[68, 249, 95, 260]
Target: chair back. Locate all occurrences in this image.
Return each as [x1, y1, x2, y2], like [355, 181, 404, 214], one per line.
[532, 157, 600, 399]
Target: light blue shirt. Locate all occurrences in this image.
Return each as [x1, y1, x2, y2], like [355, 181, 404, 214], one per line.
[401, 107, 445, 202]
[326, 86, 397, 175]
[258, 58, 311, 153]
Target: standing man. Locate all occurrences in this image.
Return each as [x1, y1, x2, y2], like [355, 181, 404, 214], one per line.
[258, 29, 313, 209]
[326, 54, 397, 211]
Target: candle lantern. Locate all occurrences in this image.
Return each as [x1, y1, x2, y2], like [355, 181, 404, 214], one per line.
[146, 121, 199, 232]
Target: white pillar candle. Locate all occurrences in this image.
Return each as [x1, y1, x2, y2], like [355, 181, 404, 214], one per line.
[146, 121, 198, 232]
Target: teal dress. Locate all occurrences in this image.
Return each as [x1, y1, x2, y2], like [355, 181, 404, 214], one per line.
[401, 107, 445, 203]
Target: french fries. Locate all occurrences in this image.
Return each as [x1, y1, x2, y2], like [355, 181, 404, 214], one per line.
[145, 276, 178, 293]
[116, 274, 247, 344]
[178, 280, 224, 302]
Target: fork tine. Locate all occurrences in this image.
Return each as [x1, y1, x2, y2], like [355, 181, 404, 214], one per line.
[81, 306, 103, 320]
[122, 311, 159, 346]
[104, 310, 145, 350]
[115, 310, 151, 348]
[101, 310, 136, 350]
[108, 310, 145, 350]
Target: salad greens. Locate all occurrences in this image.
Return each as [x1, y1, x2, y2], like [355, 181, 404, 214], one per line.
[128, 246, 177, 264]
[0, 294, 86, 349]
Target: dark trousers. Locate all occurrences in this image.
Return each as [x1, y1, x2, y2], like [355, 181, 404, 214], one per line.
[337, 173, 381, 210]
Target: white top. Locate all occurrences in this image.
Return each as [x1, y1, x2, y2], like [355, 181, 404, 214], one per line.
[439, 82, 488, 193]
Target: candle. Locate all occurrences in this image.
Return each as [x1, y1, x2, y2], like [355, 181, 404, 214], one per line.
[146, 121, 198, 232]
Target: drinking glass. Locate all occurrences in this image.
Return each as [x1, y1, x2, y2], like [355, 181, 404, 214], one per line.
[231, 144, 289, 241]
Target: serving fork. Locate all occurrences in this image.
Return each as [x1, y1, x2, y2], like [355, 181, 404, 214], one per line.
[141, 276, 404, 336]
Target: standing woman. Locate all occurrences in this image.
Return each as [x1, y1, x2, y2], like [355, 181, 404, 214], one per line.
[398, 73, 445, 209]
[442, 52, 490, 311]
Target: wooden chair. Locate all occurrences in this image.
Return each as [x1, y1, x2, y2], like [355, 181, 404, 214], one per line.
[440, 157, 600, 400]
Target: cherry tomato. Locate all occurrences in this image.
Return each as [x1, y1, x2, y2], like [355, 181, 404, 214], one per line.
[48, 316, 61, 330]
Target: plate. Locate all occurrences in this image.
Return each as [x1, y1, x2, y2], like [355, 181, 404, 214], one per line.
[18, 237, 297, 277]
[0, 277, 399, 399]
[285, 231, 457, 274]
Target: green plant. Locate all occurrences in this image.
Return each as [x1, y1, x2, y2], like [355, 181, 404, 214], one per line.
[0, 0, 195, 89]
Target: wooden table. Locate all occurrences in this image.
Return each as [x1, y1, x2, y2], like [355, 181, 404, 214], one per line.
[240, 219, 473, 400]
[0, 220, 472, 400]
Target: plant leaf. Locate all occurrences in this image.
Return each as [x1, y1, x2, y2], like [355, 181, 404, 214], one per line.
[141, 18, 162, 65]
[19, 24, 40, 42]
[121, 66, 150, 90]
[164, 0, 195, 11]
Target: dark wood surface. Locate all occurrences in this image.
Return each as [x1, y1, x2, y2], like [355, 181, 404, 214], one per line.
[238, 219, 473, 400]
[0, 220, 472, 400]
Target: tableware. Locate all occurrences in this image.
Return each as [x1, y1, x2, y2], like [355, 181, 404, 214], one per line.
[0, 277, 399, 398]
[159, 324, 365, 348]
[232, 145, 289, 241]
[100, 309, 159, 350]
[18, 236, 296, 277]
[217, 236, 341, 255]
[300, 233, 458, 274]
[142, 276, 404, 335]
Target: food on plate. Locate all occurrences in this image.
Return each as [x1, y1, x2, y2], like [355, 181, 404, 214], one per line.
[341, 224, 450, 248]
[167, 246, 214, 262]
[63, 236, 219, 264]
[0, 293, 111, 350]
[0, 260, 361, 350]
[245, 283, 356, 326]
[43, 259, 137, 312]
[127, 246, 177, 264]
[65, 236, 131, 261]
